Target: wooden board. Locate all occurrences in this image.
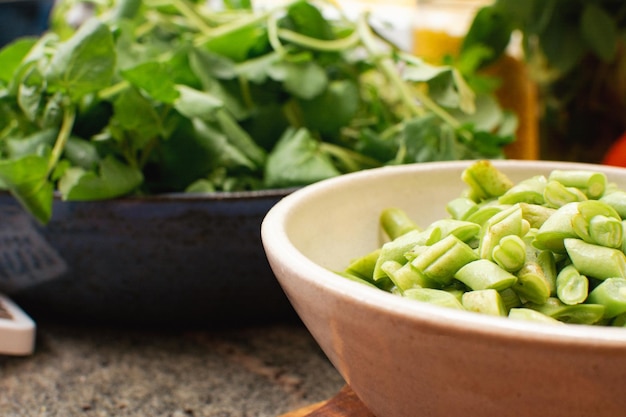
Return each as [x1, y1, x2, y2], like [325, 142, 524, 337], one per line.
[279, 386, 375, 417]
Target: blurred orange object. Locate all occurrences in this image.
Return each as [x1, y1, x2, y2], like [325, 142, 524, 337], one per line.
[602, 132, 626, 167]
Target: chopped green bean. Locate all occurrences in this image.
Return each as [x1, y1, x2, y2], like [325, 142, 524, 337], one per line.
[499, 175, 547, 205]
[381, 260, 437, 292]
[404, 288, 465, 310]
[499, 287, 522, 311]
[346, 248, 381, 282]
[600, 190, 626, 218]
[462, 289, 507, 316]
[571, 200, 623, 248]
[555, 264, 588, 305]
[508, 308, 565, 325]
[526, 297, 605, 325]
[478, 204, 529, 261]
[465, 202, 507, 226]
[411, 235, 479, 285]
[422, 219, 481, 245]
[519, 203, 556, 229]
[373, 230, 426, 280]
[454, 259, 518, 291]
[446, 197, 478, 220]
[564, 238, 626, 280]
[461, 160, 514, 201]
[533, 202, 580, 253]
[492, 234, 526, 272]
[543, 180, 587, 208]
[380, 207, 420, 240]
[513, 262, 551, 304]
[548, 169, 607, 199]
[587, 278, 626, 318]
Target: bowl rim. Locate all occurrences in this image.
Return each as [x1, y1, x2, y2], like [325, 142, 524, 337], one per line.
[262, 159, 626, 348]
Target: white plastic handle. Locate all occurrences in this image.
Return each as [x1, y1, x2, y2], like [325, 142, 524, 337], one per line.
[0, 294, 36, 356]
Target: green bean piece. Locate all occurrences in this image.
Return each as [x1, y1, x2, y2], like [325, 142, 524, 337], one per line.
[492, 234, 526, 272]
[564, 238, 626, 280]
[587, 278, 626, 318]
[446, 197, 478, 220]
[411, 235, 479, 285]
[479, 204, 529, 261]
[381, 260, 437, 292]
[611, 312, 626, 327]
[555, 264, 589, 305]
[526, 297, 605, 325]
[513, 262, 551, 304]
[588, 215, 622, 248]
[498, 175, 547, 205]
[403, 288, 465, 310]
[543, 180, 588, 208]
[422, 219, 481, 245]
[380, 207, 420, 240]
[462, 289, 507, 316]
[622, 220, 626, 255]
[536, 250, 557, 296]
[454, 259, 518, 291]
[465, 202, 507, 227]
[346, 248, 381, 282]
[519, 203, 556, 229]
[499, 287, 522, 310]
[373, 229, 426, 280]
[461, 160, 514, 201]
[508, 308, 566, 325]
[336, 271, 381, 289]
[548, 169, 607, 199]
[533, 202, 580, 253]
[571, 200, 623, 248]
[600, 190, 626, 218]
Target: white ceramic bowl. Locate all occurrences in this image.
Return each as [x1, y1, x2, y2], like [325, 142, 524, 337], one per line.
[261, 160, 626, 417]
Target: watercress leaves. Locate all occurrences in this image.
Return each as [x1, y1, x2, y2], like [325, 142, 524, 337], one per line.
[46, 19, 116, 101]
[0, 0, 513, 224]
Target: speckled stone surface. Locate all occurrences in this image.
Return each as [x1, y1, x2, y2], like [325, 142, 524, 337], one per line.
[0, 321, 345, 416]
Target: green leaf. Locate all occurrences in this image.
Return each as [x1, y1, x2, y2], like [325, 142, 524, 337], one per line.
[204, 25, 269, 62]
[538, 11, 585, 76]
[6, 128, 57, 158]
[271, 60, 328, 100]
[581, 3, 618, 62]
[17, 64, 45, 122]
[0, 38, 37, 84]
[264, 128, 340, 188]
[235, 52, 281, 84]
[121, 62, 180, 103]
[0, 154, 53, 223]
[284, 1, 335, 41]
[173, 85, 224, 119]
[460, 5, 514, 68]
[111, 87, 163, 147]
[215, 109, 266, 168]
[46, 18, 116, 101]
[58, 155, 143, 200]
[299, 79, 360, 135]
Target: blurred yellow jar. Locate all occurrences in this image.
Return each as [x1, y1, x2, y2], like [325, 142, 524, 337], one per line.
[413, 0, 539, 160]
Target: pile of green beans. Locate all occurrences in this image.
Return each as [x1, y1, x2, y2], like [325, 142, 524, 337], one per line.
[340, 160, 626, 326]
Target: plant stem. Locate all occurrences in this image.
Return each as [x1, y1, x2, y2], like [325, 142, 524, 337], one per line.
[170, 0, 214, 35]
[47, 103, 76, 176]
[276, 27, 361, 52]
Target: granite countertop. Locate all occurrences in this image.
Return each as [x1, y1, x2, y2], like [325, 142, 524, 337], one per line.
[0, 319, 345, 416]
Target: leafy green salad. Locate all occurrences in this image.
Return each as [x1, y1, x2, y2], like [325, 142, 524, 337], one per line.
[0, 0, 515, 223]
[341, 161, 626, 327]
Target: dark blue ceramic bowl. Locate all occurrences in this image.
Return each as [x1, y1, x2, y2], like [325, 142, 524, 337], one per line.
[0, 190, 297, 326]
